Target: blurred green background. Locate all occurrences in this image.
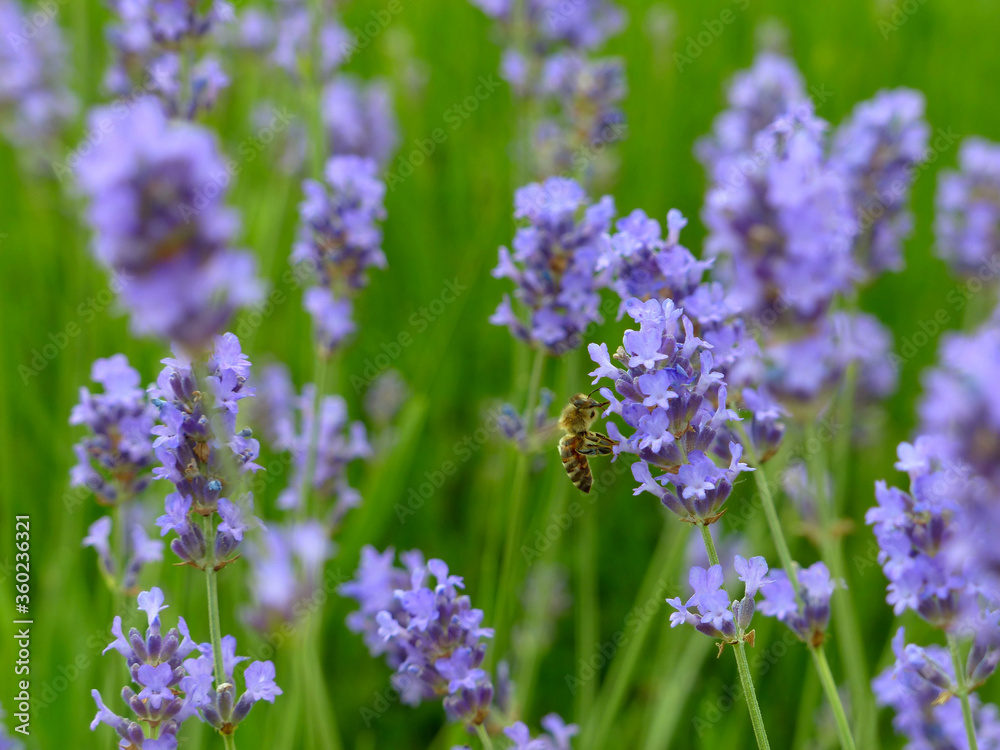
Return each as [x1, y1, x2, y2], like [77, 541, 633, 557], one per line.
[3, 0, 1000, 747]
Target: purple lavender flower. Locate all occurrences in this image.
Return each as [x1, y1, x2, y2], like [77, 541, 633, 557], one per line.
[874, 627, 1000, 748]
[667, 556, 771, 645]
[470, 0, 625, 51]
[596, 208, 713, 320]
[223, 6, 274, 52]
[85, 512, 164, 594]
[470, 0, 626, 179]
[150, 333, 262, 567]
[344, 549, 580, 741]
[103, 0, 234, 118]
[503, 716, 580, 750]
[0, 703, 22, 750]
[532, 52, 627, 176]
[759, 561, 838, 646]
[93, 586, 281, 741]
[695, 51, 808, 178]
[276, 387, 372, 519]
[587, 298, 753, 522]
[247, 363, 299, 451]
[703, 103, 858, 323]
[90, 587, 201, 744]
[749, 311, 897, 403]
[701, 100, 900, 407]
[75, 100, 262, 346]
[341, 549, 495, 724]
[243, 521, 334, 631]
[935, 137, 1000, 276]
[70, 354, 157, 505]
[292, 155, 387, 353]
[321, 76, 400, 168]
[270, 0, 349, 77]
[0, 0, 77, 151]
[867, 439, 979, 627]
[491, 178, 614, 354]
[918, 321, 1000, 486]
[830, 88, 929, 274]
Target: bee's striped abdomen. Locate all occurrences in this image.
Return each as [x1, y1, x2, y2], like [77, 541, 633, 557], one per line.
[559, 435, 593, 493]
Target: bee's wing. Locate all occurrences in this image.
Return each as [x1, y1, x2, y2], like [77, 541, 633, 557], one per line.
[529, 419, 564, 452]
[577, 431, 616, 456]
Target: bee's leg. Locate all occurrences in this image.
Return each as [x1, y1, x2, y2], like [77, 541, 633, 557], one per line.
[579, 431, 617, 455]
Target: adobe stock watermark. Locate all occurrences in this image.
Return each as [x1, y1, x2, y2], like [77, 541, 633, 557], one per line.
[179, 107, 296, 221]
[4, 0, 71, 51]
[385, 75, 502, 191]
[339, 0, 404, 62]
[520, 456, 632, 566]
[888, 253, 998, 373]
[673, 0, 751, 72]
[565, 580, 679, 695]
[19, 270, 132, 385]
[692, 628, 801, 734]
[349, 277, 467, 394]
[877, 0, 928, 39]
[393, 406, 504, 524]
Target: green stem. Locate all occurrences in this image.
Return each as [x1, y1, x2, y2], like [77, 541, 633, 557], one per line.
[640, 633, 712, 750]
[302, 616, 342, 750]
[949, 634, 979, 750]
[738, 423, 860, 750]
[733, 424, 797, 586]
[791, 665, 820, 750]
[299, 350, 329, 520]
[699, 523, 721, 566]
[305, 0, 330, 175]
[575, 501, 599, 720]
[811, 647, 857, 750]
[475, 723, 495, 750]
[510, 0, 532, 182]
[733, 641, 771, 750]
[586, 521, 677, 750]
[698, 525, 771, 750]
[273, 649, 304, 749]
[202, 516, 237, 750]
[809, 429, 874, 750]
[490, 349, 546, 667]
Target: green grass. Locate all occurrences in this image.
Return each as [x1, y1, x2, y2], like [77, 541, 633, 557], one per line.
[2, 0, 1000, 747]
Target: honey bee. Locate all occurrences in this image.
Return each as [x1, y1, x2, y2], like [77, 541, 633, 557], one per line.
[558, 390, 617, 493]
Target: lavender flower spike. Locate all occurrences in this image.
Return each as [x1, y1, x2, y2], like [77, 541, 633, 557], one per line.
[935, 137, 1000, 277]
[830, 88, 929, 274]
[75, 100, 262, 347]
[667, 555, 772, 649]
[759, 561, 839, 647]
[70, 354, 157, 506]
[150, 333, 263, 568]
[0, 0, 77, 151]
[90, 587, 280, 743]
[292, 155, 388, 354]
[341, 549, 494, 723]
[103, 0, 235, 118]
[342, 547, 580, 744]
[491, 177, 614, 354]
[587, 297, 753, 522]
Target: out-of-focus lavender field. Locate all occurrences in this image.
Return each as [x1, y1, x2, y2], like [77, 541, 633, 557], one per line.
[2, 0, 1000, 748]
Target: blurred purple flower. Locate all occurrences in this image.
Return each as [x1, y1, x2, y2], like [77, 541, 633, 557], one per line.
[70, 354, 156, 505]
[830, 88, 929, 274]
[0, 0, 77, 150]
[491, 177, 613, 353]
[935, 137, 1000, 276]
[75, 101, 262, 346]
